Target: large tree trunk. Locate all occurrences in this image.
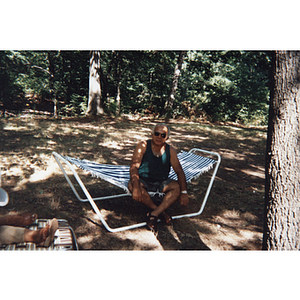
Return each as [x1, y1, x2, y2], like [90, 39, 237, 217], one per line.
[164, 51, 186, 118]
[263, 51, 300, 250]
[86, 51, 104, 115]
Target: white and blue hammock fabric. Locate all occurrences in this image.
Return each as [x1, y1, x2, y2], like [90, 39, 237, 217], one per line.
[62, 151, 216, 195]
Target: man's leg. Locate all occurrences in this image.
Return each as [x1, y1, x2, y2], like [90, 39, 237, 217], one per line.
[150, 181, 180, 218]
[0, 226, 26, 245]
[0, 213, 37, 227]
[24, 226, 50, 244]
[128, 180, 157, 210]
[128, 180, 180, 232]
[0, 219, 58, 246]
[24, 218, 58, 246]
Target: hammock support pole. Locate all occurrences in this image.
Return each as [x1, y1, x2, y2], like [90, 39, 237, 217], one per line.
[172, 148, 221, 220]
[52, 149, 220, 233]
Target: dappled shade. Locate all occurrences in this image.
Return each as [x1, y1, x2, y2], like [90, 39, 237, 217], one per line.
[0, 116, 266, 250]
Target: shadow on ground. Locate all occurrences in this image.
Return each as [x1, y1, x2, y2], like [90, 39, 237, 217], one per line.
[0, 115, 266, 250]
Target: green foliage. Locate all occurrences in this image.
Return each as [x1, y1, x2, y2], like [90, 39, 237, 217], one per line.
[0, 51, 27, 112]
[60, 94, 87, 116]
[108, 51, 176, 116]
[104, 98, 119, 115]
[0, 50, 89, 116]
[177, 51, 271, 124]
[0, 50, 271, 124]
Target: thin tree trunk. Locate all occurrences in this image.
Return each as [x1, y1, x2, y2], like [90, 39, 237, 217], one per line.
[263, 51, 300, 250]
[164, 51, 186, 118]
[115, 52, 122, 116]
[116, 83, 121, 116]
[86, 51, 104, 115]
[47, 51, 58, 118]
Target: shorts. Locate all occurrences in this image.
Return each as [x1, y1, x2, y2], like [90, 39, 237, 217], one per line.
[0, 225, 25, 245]
[139, 178, 175, 193]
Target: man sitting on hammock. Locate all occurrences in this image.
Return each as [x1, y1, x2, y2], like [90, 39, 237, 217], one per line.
[128, 123, 189, 233]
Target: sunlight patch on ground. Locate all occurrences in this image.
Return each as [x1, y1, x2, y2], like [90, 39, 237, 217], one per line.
[55, 126, 75, 135]
[166, 225, 182, 243]
[195, 217, 262, 250]
[3, 124, 28, 131]
[47, 140, 57, 146]
[5, 166, 24, 177]
[224, 166, 235, 172]
[77, 235, 95, 244]
[29, 161, 58, 182]
[218, 149, 246, 160]
[114, 229, 163, 250]
[101, 140, 123, 150]
[200, 226, 262, 250]
[241, 168, 264, 179]
[201, 209, 262, 250]
[188, 209, 262, 250]
[7, 155, 61, 191]
[84, 209, 162, 250]
[130, 134, 145, 140]
[36, 145, 56, 151]
[183, 134, 208, 140]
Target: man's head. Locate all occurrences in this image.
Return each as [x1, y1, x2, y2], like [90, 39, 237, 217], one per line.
[151, 123, 170, 142]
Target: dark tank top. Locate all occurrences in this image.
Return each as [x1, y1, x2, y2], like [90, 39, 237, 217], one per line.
[138, 140, 171, 182]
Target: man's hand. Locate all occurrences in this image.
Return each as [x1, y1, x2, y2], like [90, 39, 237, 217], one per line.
[180, 193, 189, 206]
[132, 186, 143, 202]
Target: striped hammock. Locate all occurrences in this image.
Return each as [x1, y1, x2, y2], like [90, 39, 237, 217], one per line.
[63, 151, 216, 194]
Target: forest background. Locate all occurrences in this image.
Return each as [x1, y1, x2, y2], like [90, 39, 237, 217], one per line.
[0, 50, 271, 124]
[1, 0, 299, 298]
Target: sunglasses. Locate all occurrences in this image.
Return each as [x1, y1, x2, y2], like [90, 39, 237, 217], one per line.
[154, 132, 167, 138]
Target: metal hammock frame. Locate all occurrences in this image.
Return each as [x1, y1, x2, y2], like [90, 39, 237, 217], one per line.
[52, 148, 221, 233]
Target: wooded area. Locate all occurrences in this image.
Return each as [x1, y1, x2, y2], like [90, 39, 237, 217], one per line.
[1, 49, 300, 251]
[0, 50, 271, 124]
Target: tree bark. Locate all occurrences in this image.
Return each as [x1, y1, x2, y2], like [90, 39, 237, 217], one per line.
[263, 51, 300, 250]
[86, 51, 104, 115]
[164, 51, 186, 118]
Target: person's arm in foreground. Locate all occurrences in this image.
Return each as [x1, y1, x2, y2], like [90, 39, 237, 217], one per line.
[170, 147, 189, 206]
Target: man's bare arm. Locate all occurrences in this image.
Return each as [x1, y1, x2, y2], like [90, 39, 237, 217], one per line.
[129, 141, 147, 201]
[170, 146, 189, 205]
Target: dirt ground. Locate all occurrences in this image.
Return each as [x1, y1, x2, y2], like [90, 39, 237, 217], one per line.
[0, 114, 267, 250]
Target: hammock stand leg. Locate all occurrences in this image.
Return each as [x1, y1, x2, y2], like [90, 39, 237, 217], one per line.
[172, 148, 221, 221]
